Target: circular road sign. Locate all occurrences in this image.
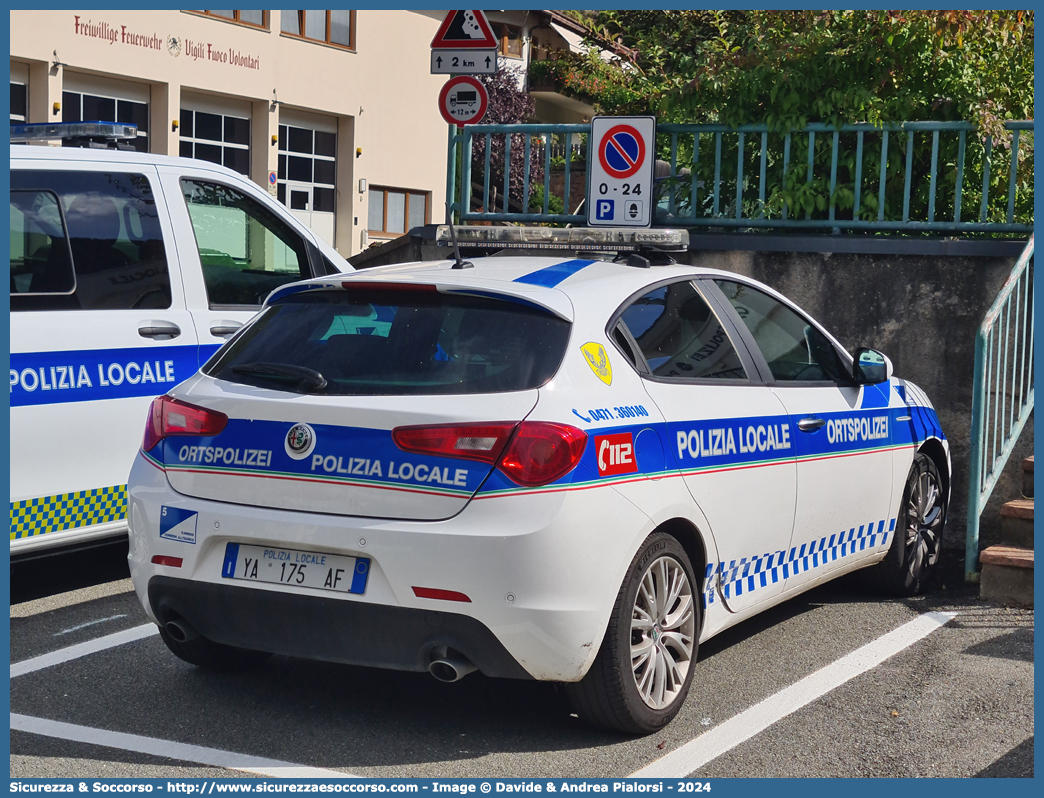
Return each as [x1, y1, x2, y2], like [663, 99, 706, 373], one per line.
[598, 124, 646, 180]
[438, 76, 489, 128]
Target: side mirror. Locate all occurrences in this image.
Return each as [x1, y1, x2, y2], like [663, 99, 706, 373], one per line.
[853, 347, 893, 384]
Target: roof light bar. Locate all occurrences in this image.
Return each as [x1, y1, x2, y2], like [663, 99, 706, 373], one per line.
[10, 122, 138, 143]
[435, 225, 689, 252]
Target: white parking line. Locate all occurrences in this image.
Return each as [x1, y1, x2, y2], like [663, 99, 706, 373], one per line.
[55, 614, 128, 636]
[631, 611, 956, 777]
[11, 714, 356, 778]
[11, 623, 158, 678]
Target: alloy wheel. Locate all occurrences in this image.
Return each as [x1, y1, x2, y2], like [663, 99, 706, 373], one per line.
[903, 463, 943, 582]
[630, 555, 696, 710]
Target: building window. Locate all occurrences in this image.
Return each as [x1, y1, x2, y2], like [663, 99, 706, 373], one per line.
[62, 92, 149, 152]
[281, 10, 355, 50]
[493, 24, 522, 58]
[367, 187, 429, 237]
[189, 10, 267, 28]
[180, 109, 250, 176]
[277, 124, 336, 213]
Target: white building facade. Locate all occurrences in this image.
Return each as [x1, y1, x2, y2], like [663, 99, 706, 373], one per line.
[10, 9, 465, 257]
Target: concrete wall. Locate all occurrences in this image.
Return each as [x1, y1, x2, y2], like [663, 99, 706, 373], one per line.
[353, 236, 1032, 561]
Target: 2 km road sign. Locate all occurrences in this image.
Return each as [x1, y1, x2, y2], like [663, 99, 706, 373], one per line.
[588, 116, 656, 227]
[431, 49, 498, 75]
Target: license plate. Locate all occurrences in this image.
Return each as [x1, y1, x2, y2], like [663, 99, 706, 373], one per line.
[221, 543, 369, 595]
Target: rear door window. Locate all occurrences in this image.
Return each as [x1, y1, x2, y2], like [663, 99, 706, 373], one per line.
[9, 189, 75, 297]
[182, 179, 310, 308]
[618, 280, 748, 380]
[10, 170, 171, 311]
[205, 288, 571, 395]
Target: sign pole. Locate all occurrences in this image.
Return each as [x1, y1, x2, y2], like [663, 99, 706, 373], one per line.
[446, 123, 460, 224]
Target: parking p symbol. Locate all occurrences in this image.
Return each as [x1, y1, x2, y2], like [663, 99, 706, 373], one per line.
[596, 199, 615, 221]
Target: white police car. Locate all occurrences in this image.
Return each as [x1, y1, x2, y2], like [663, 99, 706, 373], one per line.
[10, 123, 350, 558]
[126, 233, 949, 733]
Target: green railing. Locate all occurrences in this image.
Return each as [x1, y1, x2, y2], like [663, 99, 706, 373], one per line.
[965, 235, 1034, 582]
[447, 120, 1033, 233]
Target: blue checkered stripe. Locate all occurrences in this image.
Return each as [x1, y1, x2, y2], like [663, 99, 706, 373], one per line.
[701, 517, 897, 607]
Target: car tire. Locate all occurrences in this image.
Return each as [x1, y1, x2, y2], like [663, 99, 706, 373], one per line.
[566, 532, 699, 734]
[867, 452, 946, 596]
[159, 626, 273, 673]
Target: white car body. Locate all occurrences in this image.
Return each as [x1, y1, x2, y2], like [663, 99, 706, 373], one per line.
[127, 254, 949, 711]
[10, 143, 350, 555]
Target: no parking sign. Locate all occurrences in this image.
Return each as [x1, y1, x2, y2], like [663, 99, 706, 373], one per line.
[587, 116, 656, 227]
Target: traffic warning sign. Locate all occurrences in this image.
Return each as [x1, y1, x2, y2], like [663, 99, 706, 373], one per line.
[431, 10, 498, 49]
[588, 116, 656, 227]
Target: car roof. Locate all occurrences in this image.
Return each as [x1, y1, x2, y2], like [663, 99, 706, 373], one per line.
[271, 255, 760, 316]
[10, 143, 249, 181]
[265, 254, 852, 358]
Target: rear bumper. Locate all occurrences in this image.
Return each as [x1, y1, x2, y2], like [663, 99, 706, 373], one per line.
[128, 451, 655, 682]
[148, 575, 531, 679]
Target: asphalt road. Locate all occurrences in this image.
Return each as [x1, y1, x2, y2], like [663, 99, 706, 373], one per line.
[8, 562, 1034, 779]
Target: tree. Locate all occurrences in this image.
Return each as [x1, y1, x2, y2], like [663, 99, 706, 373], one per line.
[468, 65, 540, 213]
[556, 11, 1033, 226]
[581, 11, 1032, 135]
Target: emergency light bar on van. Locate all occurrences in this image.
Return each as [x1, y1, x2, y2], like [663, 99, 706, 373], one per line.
[434, 225, 689, 253]
[10, 122, 138, 144]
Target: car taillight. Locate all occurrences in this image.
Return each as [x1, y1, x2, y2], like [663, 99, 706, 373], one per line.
[142, 395, 228, 452]
[392, 420, 587, 487]
[497, 422, 587, 487]
[392, 422, 519, 464]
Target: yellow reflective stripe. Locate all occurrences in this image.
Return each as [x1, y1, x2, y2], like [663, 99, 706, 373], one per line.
[9, 485, 127, 540]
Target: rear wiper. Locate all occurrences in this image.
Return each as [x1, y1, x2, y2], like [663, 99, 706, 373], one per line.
[230, 362, 328, 392]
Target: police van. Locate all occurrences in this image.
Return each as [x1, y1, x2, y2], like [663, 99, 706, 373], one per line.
[10, 122, 351, 558]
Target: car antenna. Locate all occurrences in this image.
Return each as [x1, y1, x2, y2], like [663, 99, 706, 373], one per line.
[445, 202, 473, 269]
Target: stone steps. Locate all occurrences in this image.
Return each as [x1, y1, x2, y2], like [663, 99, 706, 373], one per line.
[980, 456, 1033, 607]
[979, 547, 1034, 607]
[1000, 498, 1034, 548]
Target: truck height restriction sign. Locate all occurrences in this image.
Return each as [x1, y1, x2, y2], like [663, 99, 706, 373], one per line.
[438, 75, 489, 127]
[587, 116, 656, 227]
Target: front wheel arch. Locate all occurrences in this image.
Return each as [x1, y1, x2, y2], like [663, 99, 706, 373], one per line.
[918, 437, 950, 505]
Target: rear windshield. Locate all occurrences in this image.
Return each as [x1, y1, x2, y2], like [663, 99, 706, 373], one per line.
[205, 288, 571, 395]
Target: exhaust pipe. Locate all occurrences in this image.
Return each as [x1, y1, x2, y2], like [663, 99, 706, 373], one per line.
[429, 653, 477, 683]
[164, 617, 200, 643]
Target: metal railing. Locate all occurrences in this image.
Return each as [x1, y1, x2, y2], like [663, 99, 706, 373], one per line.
[965, 235, 1034, 581]
[448, 123, 589, 224]
[447, 120, 1033, 232]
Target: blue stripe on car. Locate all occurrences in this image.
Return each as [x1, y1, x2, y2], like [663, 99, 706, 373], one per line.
[10, 345, 202, 408]
[512, 259, 597, 288]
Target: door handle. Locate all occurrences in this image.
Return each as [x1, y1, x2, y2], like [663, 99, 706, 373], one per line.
[137, 321, 181, 339]
[210, 321, 244, 338]
[797, 416, 826, 432]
